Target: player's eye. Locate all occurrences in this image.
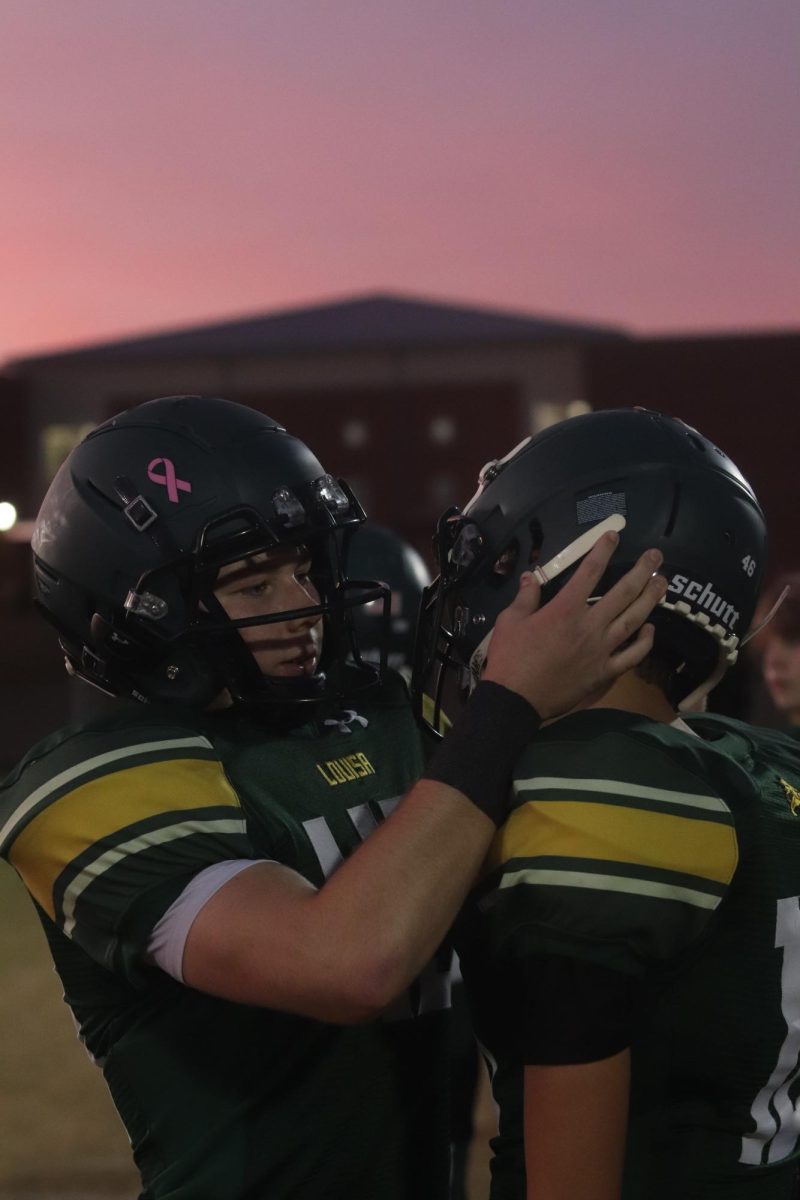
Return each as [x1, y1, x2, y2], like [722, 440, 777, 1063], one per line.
[239, 579, 270, 599]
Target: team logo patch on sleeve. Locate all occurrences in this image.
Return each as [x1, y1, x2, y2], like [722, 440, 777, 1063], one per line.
[779, 778, 800, 815]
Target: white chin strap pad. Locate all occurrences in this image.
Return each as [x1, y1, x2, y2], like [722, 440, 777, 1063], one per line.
[533, 514, 627, 586]
[467, 515, 627, 692]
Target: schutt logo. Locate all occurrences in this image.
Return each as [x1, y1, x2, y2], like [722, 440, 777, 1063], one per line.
[667, 574, 740, 631]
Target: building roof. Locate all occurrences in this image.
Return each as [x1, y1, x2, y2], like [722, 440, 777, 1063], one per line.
[10, 291, 627, 366]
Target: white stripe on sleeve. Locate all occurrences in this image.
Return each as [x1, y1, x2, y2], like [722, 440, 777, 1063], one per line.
[147, 858, 271, 982]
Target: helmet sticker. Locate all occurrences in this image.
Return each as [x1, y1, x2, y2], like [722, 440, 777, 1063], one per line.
[147, 457, 193, 504]
[576, 492, 627, 526]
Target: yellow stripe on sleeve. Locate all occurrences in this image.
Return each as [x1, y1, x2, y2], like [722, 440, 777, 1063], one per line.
[486, 799, 738, 888]
[9, 758, 242, 919]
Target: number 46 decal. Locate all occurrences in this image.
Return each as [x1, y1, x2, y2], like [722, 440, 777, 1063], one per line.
[741, 896, 800, 1165]
[742, 556, 757, 577]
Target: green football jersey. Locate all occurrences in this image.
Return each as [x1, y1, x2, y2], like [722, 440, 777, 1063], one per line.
[457, 708, 800, 1200]
[0, 673, 451, 1200]
[686, 712, 800, 811]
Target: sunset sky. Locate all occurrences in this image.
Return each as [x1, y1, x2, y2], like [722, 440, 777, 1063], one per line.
[1, 0, 797, 362]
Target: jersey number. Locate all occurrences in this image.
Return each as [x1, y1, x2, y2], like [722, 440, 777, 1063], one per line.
[740, 895, 800, 1165]
[301, 803, 452, 1020]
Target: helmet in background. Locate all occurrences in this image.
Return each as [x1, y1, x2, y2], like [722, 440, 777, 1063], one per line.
[347, 523, 431, 679]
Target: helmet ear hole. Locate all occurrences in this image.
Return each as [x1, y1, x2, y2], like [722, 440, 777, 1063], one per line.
[663, 484, 680, 538]
[491, 539, 519, 582]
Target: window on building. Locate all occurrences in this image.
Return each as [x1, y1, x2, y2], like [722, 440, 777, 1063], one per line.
[430, 473, 459, 507]
[42, 423, 96, 484]
[531, 400, 591, 433]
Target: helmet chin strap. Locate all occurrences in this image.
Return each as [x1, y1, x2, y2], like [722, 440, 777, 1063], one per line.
[676, 644, 731, 714]
[740, 585, 791, 648]
[531, 514, 627, 587]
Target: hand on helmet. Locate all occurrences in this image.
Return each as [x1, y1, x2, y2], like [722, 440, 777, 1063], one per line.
[482, 533, 667, 720]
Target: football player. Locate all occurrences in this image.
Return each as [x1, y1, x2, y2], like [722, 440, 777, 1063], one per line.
[0, 395, 664, 1200]
[415, 407, 800, 1199]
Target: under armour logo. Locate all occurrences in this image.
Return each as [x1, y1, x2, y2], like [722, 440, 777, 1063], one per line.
[147, 458, 192, 504]
[322, 709, 369, 734]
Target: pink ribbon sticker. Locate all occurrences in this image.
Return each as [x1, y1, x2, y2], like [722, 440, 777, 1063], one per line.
[147, 457, 192, 504]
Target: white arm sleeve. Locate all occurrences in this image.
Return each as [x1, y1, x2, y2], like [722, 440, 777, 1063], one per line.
[147, 858, 272, 983]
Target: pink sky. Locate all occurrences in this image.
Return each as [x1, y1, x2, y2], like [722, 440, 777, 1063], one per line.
[1, 0, 798, 361]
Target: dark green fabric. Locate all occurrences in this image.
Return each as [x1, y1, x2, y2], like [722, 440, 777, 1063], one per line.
[4, 675, 451, 1199]
[458, 709, 800, 1199]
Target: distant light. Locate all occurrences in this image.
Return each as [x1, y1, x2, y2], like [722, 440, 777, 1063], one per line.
[342, 419, 369, 448]
[430, 416, 457, 445]
[0, 502, 17, 532]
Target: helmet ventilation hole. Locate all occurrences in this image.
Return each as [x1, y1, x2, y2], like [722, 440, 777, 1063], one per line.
[528, 519, 544, 566]
[663, 484, 681, 538]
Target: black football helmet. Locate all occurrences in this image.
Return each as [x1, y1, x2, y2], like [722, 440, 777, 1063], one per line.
[32, 395, 388, 708]
[413, 407, 767, 734]
[346, 523, 431, 678]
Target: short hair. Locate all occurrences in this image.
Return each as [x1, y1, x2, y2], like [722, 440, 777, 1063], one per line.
[633, 611, 718, 708]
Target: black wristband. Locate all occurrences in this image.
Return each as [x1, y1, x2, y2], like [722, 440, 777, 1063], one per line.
[422, 681, 541, 825]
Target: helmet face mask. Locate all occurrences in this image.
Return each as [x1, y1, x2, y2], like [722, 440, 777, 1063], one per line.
[32, 396, 389, 710]
[413, 408, 768, 734]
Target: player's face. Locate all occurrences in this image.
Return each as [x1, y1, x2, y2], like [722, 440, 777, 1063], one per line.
[762, 634, 800, 724]
[213, 546, 322, 678]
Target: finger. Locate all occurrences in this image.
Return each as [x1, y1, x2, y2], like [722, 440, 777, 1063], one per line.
[502, 570, 542, 617]
[605, 573, 668, 648]
[593, 548, 664, 620]
[607, 621, 656, 675]
[559, 531, 620, 603]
